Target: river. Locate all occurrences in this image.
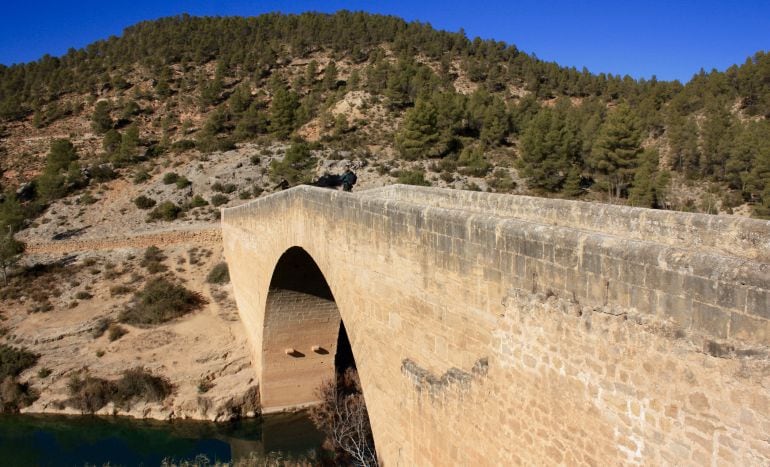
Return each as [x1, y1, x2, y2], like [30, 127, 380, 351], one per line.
[0, 412, 324, 466]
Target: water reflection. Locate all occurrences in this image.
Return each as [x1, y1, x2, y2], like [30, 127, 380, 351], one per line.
[0, 412, 323, 466]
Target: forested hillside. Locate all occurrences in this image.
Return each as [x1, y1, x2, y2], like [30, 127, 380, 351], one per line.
[1, 11, 769, 228]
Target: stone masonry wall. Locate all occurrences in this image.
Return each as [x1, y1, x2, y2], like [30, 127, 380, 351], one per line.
[363, 184, 770, 261]
[222, 186, 770, 465]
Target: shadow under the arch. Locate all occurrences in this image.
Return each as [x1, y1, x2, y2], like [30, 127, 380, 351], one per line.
[262, 246, 378, 464]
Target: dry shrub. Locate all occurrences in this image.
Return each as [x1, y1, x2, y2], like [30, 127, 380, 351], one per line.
[205, 262, 230, 284]
[107, 323, 128, 342]
[309, 369, 377, 466]
[110, 285, 134, 296]
[0, 344, 39, 379]
[92, 317, 112, 338]
[113, 367, 172, 409]
[66, 373, 113, 413]
[0, 376, 38, 413]
[67, 368, 173, 413]
[141, 246, 168, 273]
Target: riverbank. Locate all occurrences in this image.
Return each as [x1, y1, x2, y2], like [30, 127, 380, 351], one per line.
[1, 238, 259, 422]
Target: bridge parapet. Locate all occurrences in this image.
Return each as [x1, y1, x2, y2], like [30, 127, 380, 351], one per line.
[362, 184, 770, 262]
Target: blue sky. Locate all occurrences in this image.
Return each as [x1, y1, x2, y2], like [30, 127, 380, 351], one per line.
[1, 1, 768, 83]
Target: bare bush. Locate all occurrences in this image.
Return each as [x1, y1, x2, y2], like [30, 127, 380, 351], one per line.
[309, 369, 377, 466]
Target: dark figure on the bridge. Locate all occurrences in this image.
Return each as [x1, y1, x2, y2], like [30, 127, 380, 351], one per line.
[313, 173, 343, 189]
[341, 167, 357, 192]
[275, 178, 290, 191]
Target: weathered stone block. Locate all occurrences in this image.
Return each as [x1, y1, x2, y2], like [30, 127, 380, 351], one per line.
[716, 283, 747, 312]
[746, 288, 770, 319]
[657, 292, 693, 329]
[692, 302, 730, 339]
[729, 313, 768, 344]
[684, 275, 719, 305]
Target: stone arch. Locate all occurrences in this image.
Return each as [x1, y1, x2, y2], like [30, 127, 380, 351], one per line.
[260, 246, 348, 412]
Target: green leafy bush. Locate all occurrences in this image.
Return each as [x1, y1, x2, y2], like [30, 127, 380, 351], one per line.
[171, 140, 196, 152]
[396, 170, 431, 186]
[187, 195, 208, 208]
[134, 195, 157, 209]
[119, 278, 204, 326]
[133, 169, 150, 184]
[147, 201, 182, 222]
[175, 176, 192, 189]
[211, 182, 237, 193]
[162, 172, 180, 184]
[210, 194, 229, 207]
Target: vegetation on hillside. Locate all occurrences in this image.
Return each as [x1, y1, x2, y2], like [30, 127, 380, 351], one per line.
[0, 11, 768, 220]
[119, 277, 205, 326]
[66, 367, 172, 414]
[0, 344, 39, 412]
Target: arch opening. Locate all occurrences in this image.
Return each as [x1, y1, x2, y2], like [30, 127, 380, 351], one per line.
[261, 247, 347, 411]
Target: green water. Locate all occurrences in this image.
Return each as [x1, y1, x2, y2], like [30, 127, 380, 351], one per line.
[0, 413, 324, 466]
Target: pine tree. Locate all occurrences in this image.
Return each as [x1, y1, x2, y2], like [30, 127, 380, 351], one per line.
[234, 102, 268, 140]
[116, 124, 140, 163]
[479, 99, 510, 146]
[395, 98, 439, 160]
[0, 193, 26, 233]
[227, 82, 252, 115]
[103, 129, 122, 155]
[561, 166, 583, 197]
[747, 133, 770, 217]
[269, 142, 316, 184]
[268, 86, 299, 139]
[518, 103, 581, 192]
[323, 61, 339, 90]
[666, 113, 700, 177]
[726, 120, 769, 192]
[91, 101, 113, 134]
[700, 100, 735, 180]
[305, 60, 319, 87]
[45, 139, 78, 173]
[627, 149, 671, 209]
[155, 66, 172, 98]
[0, 228, 23, 285]
[589, 103, 643, 198]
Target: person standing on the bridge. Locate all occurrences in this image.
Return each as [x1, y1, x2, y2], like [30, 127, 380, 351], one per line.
[341, 166, 357, 192]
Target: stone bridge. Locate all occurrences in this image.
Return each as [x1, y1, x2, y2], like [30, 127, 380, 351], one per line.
[222, 185, 770, 466]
